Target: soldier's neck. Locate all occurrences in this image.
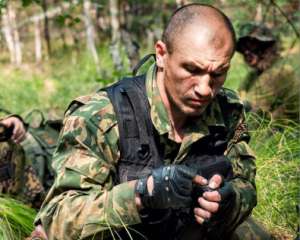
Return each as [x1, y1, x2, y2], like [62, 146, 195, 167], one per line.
[169, 118, 185, 143]
[156, 69, 187, 143]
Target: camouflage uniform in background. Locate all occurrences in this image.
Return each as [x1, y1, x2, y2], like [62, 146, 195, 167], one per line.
[237, 23, 300, 121]
[243, 58, 299, 121]
[0, 114, 59, 208]
[36, 64, 272, 239]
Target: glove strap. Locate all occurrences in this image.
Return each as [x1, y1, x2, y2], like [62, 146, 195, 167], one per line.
[135, 177, 148, 196]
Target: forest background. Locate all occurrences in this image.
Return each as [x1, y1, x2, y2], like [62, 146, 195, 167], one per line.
[0, 0, 299, 239]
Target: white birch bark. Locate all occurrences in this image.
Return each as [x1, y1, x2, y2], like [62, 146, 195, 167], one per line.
[83, 0, 101, 73]
[109, 0, 123, 71]
[34, 18, 42, 63]
[8, 4, 22, 65]
[255, 2, 263, 23]
[1, 7, 15, 64]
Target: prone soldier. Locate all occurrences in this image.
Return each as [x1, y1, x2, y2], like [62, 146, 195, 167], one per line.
[0, 113, 59, 208]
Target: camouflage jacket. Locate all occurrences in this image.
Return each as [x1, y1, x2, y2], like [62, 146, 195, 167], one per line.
[0, 114, 57, 208]
[36, 64, 257, 240]
[241, 57, 299, 121]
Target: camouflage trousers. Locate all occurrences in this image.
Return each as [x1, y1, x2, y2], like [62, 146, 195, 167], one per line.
[177, 216, 274, 240]
[28, 217, 274, 240]
[0, 140, 45, 208]
[231, 217, 275, 240]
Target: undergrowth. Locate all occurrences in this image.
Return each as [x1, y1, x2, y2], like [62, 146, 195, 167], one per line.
[0, 195, 36, 240]
[248, 113, 299, 239]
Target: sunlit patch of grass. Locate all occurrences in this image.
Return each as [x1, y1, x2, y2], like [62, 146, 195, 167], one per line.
[0, 195, 36, 240]
[247, 113, 299, 238]
[0, 44, 122, 118]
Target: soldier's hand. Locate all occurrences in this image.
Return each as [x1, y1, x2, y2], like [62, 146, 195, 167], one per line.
[135, 165, 206, 210]
[1, 117, 26, 144]
[194, 174, 222, 224]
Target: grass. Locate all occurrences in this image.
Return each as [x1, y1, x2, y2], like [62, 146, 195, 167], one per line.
[248, 113, 299, 239]
[0, 43, 123, 118]
[0, 195, 36, 240]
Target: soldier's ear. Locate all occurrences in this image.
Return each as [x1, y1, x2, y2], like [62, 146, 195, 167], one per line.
[155, 40, 168, 68]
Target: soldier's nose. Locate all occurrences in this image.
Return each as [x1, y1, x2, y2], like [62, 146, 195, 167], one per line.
[194, 75, 213, 98]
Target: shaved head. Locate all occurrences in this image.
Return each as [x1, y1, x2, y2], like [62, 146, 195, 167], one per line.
[162, 3, 236, 54]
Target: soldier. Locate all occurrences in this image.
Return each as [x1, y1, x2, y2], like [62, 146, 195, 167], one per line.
[34, 3, 273, 240]
[0, 113, 59, 208]
[236, 23, 299, 121]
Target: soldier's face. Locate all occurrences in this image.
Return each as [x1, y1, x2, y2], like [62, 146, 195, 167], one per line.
[239, 40, 261, 68]
[156, 27, 234, 117]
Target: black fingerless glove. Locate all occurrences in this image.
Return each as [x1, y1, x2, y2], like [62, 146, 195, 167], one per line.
[204, 182, 236, 239]
[216, 181, 236, 216]
[135, 165, 197, 209]
[205, 181, 236, 226]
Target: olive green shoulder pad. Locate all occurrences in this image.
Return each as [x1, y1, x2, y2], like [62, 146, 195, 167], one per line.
[65, 94, 95, 117]
[65, 91, 117, 134]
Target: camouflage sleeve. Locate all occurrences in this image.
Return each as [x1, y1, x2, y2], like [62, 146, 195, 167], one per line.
[223, 110, 257, 234]
[0, 114, 25, 123]
[36, 93, 141, 240]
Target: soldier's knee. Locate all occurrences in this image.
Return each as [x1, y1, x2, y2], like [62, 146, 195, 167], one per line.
[231, 217, 274, 240]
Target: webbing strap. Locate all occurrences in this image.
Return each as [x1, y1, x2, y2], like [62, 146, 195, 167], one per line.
[125, 89, 149, 145]
[132, 54, 156, 76]
[106, 75, 153, 161]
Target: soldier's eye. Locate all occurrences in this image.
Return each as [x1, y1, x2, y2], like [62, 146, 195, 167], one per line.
[211, 72, 225, 78]
[184, 65, 201, 74]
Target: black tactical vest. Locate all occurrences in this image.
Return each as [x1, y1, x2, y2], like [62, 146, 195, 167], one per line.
[106, 75, 164, 184]
[104, 74, 239, 240]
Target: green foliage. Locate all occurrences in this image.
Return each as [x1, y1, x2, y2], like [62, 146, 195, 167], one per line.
[248, 113, 299, 237]
[0, 195, 36, 240]
[0, 0, 7, 10]
[0, 68, 45, 115]
[54, 14, 81, 28]
[0, 43, 121, 117]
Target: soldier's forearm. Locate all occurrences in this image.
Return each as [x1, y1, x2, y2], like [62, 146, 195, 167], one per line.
[224, 177, 257, 233]
[38, 181, 141, 239]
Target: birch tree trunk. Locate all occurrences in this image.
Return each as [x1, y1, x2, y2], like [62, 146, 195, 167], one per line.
[83, 0, 101, 73]
[109, 0, 123, 72]
[176, 0, 190, 7]
[255, 2, 263, 23]
[1, 3, 22, 65]
[34, 18, 42, 63]
[9, 4, 22, 65]
[119, 1, 139, 70]
[41, 0, 52, 57]
[1, 7, 15, 64]
[121, 28, 140, 70]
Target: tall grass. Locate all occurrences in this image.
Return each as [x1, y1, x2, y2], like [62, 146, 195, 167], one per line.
[248, 113, 299, 238]
[0, 195, 36, 240]
[0, 44, 120, 117]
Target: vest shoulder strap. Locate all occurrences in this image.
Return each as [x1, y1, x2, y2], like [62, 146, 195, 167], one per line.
[105, 75, 153, 160]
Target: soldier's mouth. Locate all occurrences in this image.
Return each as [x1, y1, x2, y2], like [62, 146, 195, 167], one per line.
[188, 98, 210, 106]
